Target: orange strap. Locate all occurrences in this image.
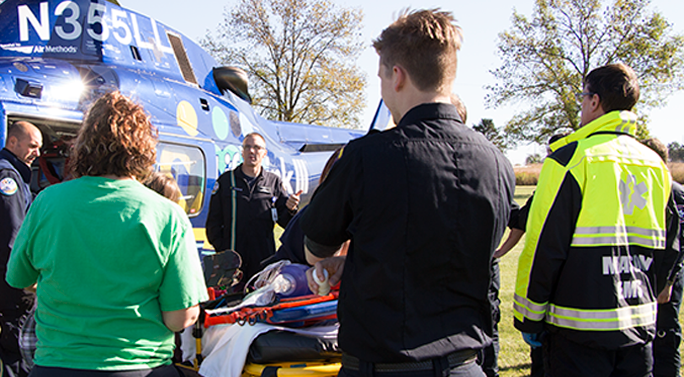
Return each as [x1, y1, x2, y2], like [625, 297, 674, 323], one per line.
[204, 291, 339, 328]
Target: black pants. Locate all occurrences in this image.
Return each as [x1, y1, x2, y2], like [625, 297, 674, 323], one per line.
[544, 332, 652, 377]
[28, 364, 181, 377]
[337, 361, 485, 377]
[529, 345, 544, 377]
[479, 260, 500, 377]
[1, 310, 32, 377]
[653, 272, 683, 377]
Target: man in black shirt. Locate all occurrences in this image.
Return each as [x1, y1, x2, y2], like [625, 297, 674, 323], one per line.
[206, 132, 301, 285]
[1, 121, 42, 377]
[642, 138, 684, 377]
[301, 9, 516, 377]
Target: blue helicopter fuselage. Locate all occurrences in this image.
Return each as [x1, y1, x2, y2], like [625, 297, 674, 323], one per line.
[0, 0, 365, 252]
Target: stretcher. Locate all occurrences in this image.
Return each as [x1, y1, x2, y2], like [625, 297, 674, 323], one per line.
[204, 291, 339, 327]
[186, 260, 342, 377]
[242, 361, 341, 377]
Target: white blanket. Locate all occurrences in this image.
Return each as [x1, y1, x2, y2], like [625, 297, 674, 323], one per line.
[180, 322, 339, 377]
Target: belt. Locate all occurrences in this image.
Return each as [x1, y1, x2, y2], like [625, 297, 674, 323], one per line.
[341, 350, 478, 373]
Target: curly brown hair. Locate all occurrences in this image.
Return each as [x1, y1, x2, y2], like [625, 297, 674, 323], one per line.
[71, 92, 157, 180]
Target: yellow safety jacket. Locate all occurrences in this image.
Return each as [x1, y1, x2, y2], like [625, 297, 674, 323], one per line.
[514, 111, 679, 349]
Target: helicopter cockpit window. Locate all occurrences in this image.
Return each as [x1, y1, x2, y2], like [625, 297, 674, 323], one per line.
[156, 142, 205, 217]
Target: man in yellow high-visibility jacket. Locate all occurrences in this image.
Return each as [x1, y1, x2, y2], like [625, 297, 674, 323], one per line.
[514, 63, 681, 376]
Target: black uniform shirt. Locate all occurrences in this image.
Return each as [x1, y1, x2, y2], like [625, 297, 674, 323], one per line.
[0, 147, 34, 315]
[301, 103, 516, 362]
[206, 164, 294, 282]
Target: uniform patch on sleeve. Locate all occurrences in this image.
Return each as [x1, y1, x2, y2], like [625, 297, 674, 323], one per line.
[0, 177, 18, 196]
[211, 181, 220, 195]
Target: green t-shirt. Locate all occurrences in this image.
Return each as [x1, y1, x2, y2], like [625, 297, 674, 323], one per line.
[6, 176, 208, 370]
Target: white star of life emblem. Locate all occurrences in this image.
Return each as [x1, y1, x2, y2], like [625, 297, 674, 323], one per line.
[619, 174, 647, 215]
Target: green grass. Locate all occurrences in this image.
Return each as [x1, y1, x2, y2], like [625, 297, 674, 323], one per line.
[498, 185, 535, 377]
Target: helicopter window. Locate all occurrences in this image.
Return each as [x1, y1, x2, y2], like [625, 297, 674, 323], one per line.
[156, 142, 205, 217]
[130, 45, 142, 61]
[167, 32, 198, 85]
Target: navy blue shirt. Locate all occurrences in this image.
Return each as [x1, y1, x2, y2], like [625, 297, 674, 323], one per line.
[0, 147, 35, 318]
[264, 206, 308, 266]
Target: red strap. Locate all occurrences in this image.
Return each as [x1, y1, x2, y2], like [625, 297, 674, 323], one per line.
[203, 291, 339, 328]
[38, 156, 62, 184]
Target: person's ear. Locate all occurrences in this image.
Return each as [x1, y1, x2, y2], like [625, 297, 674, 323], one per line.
[393, 65, 406, 92]
[590, 93, 601, 112]
[6, 135, 17, 148]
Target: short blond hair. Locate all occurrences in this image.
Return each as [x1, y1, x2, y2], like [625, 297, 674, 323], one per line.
[373, 9, 462, 94]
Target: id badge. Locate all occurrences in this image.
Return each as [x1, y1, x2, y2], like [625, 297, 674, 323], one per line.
[271, 207, 278, 222]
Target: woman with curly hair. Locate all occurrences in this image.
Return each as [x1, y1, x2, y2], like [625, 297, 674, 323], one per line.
[6, 92, 208, 377]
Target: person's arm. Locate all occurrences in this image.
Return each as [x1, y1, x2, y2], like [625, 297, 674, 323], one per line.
[24, 283, 37, 293]
[494, 228, 524, 259]
[274, 177, 297, 228]
[5, 193, 41, 290]
[160, 214, 209, 331]
[658, 284, 674, 304]
[0, 168, 27, 263]
[495, 194, 534, 259]
[514, 160, 581, 334]
[305, 256, 346, 294]
[657, 190, 683, 297]
[205, 176, 226, 251]
[300, 145, 356, 257]
[286, 190, 302, 212]
[162, 305, 200, 332]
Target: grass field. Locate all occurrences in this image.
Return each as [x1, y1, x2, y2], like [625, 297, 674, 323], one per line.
[274, 185, 681, 376]
[497, 185, 535, 376]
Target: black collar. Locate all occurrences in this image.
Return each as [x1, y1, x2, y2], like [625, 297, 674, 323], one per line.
[397, 103, 463, 128]
[0, 148, 31, 184]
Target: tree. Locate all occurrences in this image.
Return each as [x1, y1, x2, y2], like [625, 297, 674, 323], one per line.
[487, 0, 684, 146]
[669, 141, 684, 162]
[202, 0, 366, 129]
[473, 118, 508, 152]
[526, 153, 543, 165]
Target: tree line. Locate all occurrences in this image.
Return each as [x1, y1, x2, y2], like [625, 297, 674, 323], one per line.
[204, 0, 683, 144]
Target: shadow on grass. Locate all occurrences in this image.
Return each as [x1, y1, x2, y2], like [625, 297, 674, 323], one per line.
[499, 362, 531, 375]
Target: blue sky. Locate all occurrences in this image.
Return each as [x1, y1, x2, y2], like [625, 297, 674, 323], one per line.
[128, 0, 684, 165]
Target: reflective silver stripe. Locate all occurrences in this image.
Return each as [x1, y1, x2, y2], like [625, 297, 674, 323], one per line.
[513, 293, 547, 321]
[571, 234, 665, 248]
[572, 226, 665, 248]
[547, 302, 656, 330]
[615, 116, 636, 133]
[574, 226, 666, 238]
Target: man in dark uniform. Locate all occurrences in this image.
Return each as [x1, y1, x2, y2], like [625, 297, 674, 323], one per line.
[1, 121, 42, 377]
[302, 9, 516, 377]
[206, 132, 301, 285]
[642, 137, 684, 377]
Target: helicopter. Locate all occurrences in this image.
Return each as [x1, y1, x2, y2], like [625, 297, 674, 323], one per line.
[0, 0, 394, 254]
